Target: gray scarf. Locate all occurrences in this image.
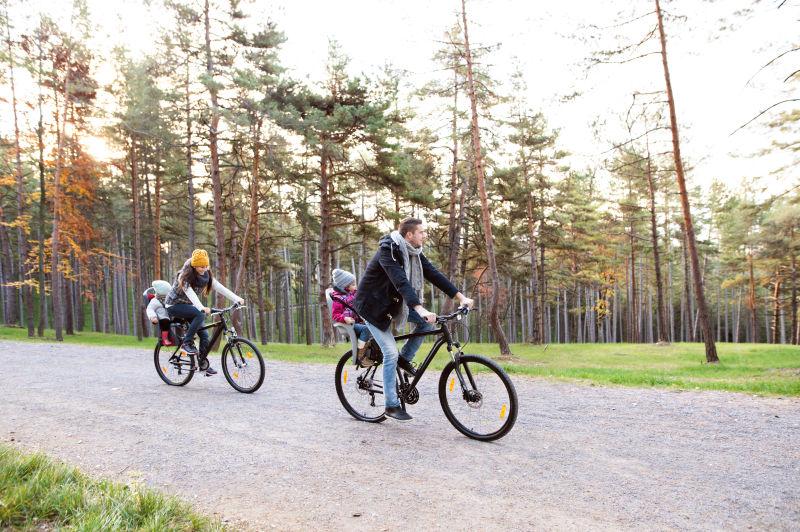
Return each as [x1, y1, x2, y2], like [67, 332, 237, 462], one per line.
[390, 230, 424, 328]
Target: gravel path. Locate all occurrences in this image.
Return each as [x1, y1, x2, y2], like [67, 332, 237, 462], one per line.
[1, 339, 798, 530]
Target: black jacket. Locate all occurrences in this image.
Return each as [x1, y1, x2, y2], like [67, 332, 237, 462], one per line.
[353, 235, 459, 330]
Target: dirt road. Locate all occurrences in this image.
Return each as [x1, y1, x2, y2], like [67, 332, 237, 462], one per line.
[1, 340, 798, 530]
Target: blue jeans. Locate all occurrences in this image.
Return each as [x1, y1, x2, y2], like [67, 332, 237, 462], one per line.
[365, 310, 434, 409]
[352, 323, 371, 342]
[167, 304, 209, 354]
[400, 309, 435, 360]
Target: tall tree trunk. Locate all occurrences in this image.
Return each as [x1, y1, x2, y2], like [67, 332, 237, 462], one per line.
[130, 138, 144, 341]
[204, 0, 225, 304]
[318, 154, 335, 347]
[443, 71, 464, 314]
[234, 120, 262, 293]
[36, 35, 47, 337]
[645, 147, 668, 344]
[655, 0, 717, 361]
[153, 164, 162, 279]
[525, 176, 541, 343]
[4, 15, 34, 335]
[747, 252, 758, 343]
[0, 215, 16, 325]
[185, 59, 195, 251]
[50, 61, 72, 341]
[254, 218, 267, 345]
[302, 222, 313, 345]
[461, 0, 511, 355]
[791, 226, 797, 344]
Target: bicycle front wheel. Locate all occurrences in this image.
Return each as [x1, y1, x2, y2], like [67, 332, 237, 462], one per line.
[221, 338, 265, 393]
[154, 342, 195, 386]
[335, 352, 386, 423]
[439, 354, 518, 441]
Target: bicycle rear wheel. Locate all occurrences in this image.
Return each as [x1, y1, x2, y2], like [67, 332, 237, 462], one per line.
[438, 354, 518, 441]
[154, 342, 195, 386]
[221, 338, 265, 393]
[335, 352, 386, 423]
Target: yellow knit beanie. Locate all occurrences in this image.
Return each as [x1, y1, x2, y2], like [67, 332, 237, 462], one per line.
[190, 249, 210, 268]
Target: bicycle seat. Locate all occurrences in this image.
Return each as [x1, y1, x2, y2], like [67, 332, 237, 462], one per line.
[325, 288, 359, 364]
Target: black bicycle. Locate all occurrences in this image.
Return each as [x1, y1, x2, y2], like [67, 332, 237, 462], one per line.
[334, 307, 518, 441]
[154, 303, 265, 393]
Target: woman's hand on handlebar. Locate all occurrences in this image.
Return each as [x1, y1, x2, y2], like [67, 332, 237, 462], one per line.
[203, 306, 211, 315]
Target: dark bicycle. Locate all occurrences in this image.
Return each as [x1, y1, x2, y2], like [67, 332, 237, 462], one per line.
[334, 307, 518, 441]
[154, 303, 265, 393]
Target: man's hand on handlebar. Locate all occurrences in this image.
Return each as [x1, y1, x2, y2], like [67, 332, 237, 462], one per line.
[415, 305, 437, 324]
[455, 292, 475, 310]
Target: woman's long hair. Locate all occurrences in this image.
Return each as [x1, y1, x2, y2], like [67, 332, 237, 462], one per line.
[179, 264, 213, 296]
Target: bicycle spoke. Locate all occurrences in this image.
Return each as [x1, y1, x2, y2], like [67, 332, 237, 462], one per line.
[439, 355, 517, 441]
[336, 353, 386, 422]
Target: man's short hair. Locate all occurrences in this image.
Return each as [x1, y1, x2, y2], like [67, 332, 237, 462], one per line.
[398, 217, 423, 238]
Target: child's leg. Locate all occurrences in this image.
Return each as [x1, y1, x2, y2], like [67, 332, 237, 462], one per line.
[156, 307, 173, 345]
[158, 318, 173, 345]
[353, 323, 371, 348]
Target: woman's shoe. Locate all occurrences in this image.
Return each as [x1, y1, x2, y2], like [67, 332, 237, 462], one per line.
[180, 342, 198, 355]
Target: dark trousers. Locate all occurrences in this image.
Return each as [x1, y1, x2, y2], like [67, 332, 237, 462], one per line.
[167, 304, 209, 354]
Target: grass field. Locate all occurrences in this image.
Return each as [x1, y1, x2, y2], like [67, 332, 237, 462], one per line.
[0, 444, 222, 530]
[1, 325, 798, 396]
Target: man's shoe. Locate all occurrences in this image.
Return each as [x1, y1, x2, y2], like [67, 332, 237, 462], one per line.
[204, 366, 217, 376]
[384, 406, 413, 421]
[397, 357, 417, 376]
[180, 342, 198, 355]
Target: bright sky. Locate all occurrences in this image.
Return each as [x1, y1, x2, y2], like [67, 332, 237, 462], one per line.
[10, 0, 800, 196]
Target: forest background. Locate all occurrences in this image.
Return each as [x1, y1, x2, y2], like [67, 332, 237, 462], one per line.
[1, 0, 799, 360]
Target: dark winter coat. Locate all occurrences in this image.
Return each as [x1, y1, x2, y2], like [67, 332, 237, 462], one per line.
[353, 234, 459, 330]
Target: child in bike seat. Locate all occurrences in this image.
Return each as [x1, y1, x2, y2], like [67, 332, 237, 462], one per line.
[144, 280, 174, 346]
[331, 268, 373, 367]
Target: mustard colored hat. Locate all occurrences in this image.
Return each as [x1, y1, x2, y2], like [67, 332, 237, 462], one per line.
[190, 249, 210, 268]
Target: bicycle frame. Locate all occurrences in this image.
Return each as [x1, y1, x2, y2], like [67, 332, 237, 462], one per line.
[173, 308, 239, 357]
[364, 313, 471, 406]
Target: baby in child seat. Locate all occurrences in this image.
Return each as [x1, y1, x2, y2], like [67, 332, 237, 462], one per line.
[144, 280, 173, 345]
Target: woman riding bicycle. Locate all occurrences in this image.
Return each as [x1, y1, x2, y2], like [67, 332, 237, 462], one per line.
[165, 249, 244, 376]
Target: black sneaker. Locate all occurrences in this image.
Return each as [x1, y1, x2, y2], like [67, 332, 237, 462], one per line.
[385, 406, 413, 421]
[204, 366, 217, 376]
[180, 342, 198, 355]
[397, 357, 417, 376]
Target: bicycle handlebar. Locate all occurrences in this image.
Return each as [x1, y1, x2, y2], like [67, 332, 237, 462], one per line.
[436, 306, 473, 323]
[210, 302, 246, 315]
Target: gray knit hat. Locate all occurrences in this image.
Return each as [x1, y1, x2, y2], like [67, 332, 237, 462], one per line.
[332, 269, 356, 292]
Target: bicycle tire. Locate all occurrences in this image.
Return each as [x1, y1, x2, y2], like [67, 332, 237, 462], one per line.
[221, 338, 265, 393]
[154, 341, 195, 386]
[335, 352, 386, 423]
[438, 354, 518, 441]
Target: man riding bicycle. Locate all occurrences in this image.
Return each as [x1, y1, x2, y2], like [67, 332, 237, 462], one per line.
[353, 217, 474, 421]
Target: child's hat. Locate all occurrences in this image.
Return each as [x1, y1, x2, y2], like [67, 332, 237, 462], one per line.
[332, 269, 356, 291]
[152, 280, 172, 296]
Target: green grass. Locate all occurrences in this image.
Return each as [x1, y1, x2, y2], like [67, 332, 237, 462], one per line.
[2, 325, 799, 396]
[0, 444, 223, 530]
